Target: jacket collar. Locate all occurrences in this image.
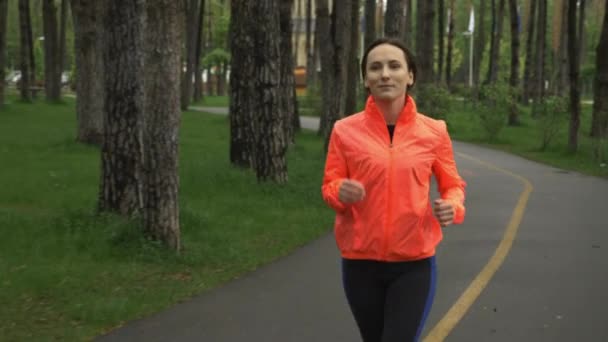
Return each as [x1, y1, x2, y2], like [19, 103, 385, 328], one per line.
[364, 94, 417, 127]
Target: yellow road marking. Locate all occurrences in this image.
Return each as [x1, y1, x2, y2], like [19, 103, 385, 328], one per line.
[423, 152, 534, 342]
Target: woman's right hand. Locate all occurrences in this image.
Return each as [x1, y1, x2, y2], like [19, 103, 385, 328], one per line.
[339, 179, 366, 203]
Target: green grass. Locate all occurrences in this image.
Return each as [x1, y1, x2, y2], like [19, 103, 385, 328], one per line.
[446, 100, 608, 178]
[0, 97, 333, 341]
[191, 95, 229, 107]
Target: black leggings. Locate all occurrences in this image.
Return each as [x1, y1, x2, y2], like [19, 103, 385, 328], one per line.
[341, 257, 437, 342]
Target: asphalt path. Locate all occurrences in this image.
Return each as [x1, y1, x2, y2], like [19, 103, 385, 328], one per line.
[96, 107, 608, 342]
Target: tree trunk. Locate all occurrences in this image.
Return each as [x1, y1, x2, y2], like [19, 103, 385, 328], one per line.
[279, 0, 298, 144]
[345, 0, 360, 116]
[473, 1, 487, 87]
[552, 0, 569, 96]
[181, 0, 199, 110]
[99, 0, 146, 216]
[316, 0, 332, 137]
[229, 0, 255, 168]
[322, 0, 351, 151]
[508, 0, 520, 125]
[0, 0, 8, 105]
[18, 0, 31, 102]
[305, 0, 315, 89]
[251, 0, 288, 183]
[532, 0, 547, 115]
[522, 0, 537, 104]
[416, 0, 435, 85]
[58, 0, 68, 89]
[25, 0, 35, 87]
[568, 0, 581, 152]
[590, 0, 608, 138]
[486, 0, 506, 84]
[403, 0, 412, 48]
[362, 0, 375, 103]
[144, 0, 183, 251]
[385, 0, 405, 38]
[445, 0, 455, 87]
[193, 0, 205, 102]
[71, 0, 104, 145]
[43, 0, 61, 100]
[437, 0, 445, 83]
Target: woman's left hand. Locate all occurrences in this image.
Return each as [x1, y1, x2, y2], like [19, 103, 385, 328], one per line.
[433, 199, 454, 227]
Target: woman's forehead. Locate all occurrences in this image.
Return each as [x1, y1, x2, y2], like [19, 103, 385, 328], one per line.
[367, 44, 406, 63]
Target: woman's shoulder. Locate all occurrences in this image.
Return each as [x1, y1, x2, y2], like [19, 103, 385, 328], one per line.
[415, 113, 448, 137]
[334, 111, 366, 131]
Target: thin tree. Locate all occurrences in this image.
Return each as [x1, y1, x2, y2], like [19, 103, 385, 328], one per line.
[18, 0, 31, 101]
[437, 0, 445, 83]
[193, 0, 206, 102]
[229, 0, 255, 168]
[98, 0, 146, 215]
[0, 0, 8, 106]
[508, 0, 521, 125]
[58, 0, 67, 82]
[279, 0, 298, 143]
[344, 0, 360, 116]
[445, 0, 455, 87]
[532, 0, 547, 115]
[567, 0, 581, 152]
[416, 0, 435, 85]
[143, 0, 183, 251]
[362, 0, 376, 103]
[522, 0, 537, 104]
[403, 0, 412, 48]
[42, 0, 61, 100]
[486, 0, 506, 84]
[181, 0, 200, 110]
[590, 0, 608, 139]
[473, 0, 487, 87]
[385, 0, 405, 38]
[71, 0, 104, 145]
[305, 0, 315, 88]
[251, 0, 288, 182]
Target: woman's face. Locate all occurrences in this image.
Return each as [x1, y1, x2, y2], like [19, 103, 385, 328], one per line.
[364, 44, 414, 101]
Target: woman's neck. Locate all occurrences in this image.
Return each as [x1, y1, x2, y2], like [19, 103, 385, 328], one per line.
[375, 94, 406, 125]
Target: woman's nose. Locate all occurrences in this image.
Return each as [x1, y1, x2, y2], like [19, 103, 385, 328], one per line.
[381, 66, 390, 79]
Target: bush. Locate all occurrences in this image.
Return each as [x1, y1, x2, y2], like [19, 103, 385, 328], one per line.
[414, 84, 452, 121]
[477, 83, 513, 141]
[537, 96, 569, 151]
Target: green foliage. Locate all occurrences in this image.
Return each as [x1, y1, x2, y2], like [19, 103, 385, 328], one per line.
[414, 84, 451, 121]
[477, 83, 513, 141]
[298, 84, 323, 117]
[0, 97, 333, 341]
[537, 96, 569, 151]
[201, 48, 230, 69]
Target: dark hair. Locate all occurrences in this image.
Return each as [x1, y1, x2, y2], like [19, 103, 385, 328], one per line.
[360, 37, 417, 89]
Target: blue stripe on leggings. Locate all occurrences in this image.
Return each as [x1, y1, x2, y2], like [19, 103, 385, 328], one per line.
[414, 256, 437, 342]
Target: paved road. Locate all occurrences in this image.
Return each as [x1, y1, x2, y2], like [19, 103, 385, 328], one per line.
[97, 107, 608, 342]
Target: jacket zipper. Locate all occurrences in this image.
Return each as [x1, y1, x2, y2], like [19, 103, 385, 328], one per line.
[383, 141, 394, 260]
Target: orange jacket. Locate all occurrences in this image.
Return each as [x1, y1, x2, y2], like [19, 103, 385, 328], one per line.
[322, 95, 466, 262]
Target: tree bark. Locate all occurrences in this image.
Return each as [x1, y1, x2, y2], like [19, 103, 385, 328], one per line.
[99, 0, 146, 216]
[532, 0, 547, 115]
[0, 0, 7, 105]
[590, 0, 608, 138]
[43, 0, 61, 100]
[193, 0, 205, 102]
[522, 0, 537, 104]
[385, 0, 405, 38]
[416, 0, 435, 85]
[345, 0, 360, 116]
[71, 0, 104, 145]
[18, 0, 31, 101]
[568, 0, 581, 152]
[229, 0, 255, 168]
[59, 0, 68, 88]
[362, 0, 375, 103]
[437, 0, 445, 83]
[473, 1, 487, 87]
[181, 0, 199, 110]
[445, 0, 455, 87]
[508, 0, 520, 125]
[403, 0, 412, 47]
[251, 0, 288, 183]
[279, 0, 299, 143]
[305, 0, 315, 88]
[316, 0, 332, 137]
[144, 0, 183, 251]
[486, 0, 506, 84]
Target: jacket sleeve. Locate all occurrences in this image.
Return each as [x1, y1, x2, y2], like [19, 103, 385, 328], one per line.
[321, 127, 351, 213]
[432, 121, 467, 224]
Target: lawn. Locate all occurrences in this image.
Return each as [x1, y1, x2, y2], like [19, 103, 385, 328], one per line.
[0, 97, 334, 341]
